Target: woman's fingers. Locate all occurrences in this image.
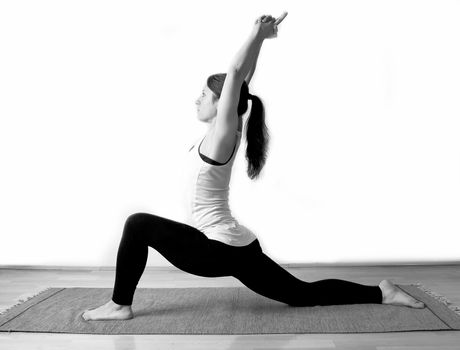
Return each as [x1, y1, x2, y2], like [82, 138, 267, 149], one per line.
[256, 15, 266, 24]
[256, 13, 284, 39]
[274, 11, 288, 25]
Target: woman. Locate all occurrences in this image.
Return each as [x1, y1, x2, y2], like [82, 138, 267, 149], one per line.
[82, 13, 425, 321]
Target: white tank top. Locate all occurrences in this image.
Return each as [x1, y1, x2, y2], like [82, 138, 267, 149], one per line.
[181, 129, 257, 247]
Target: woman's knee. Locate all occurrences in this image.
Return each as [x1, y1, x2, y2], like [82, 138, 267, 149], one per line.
[123, 213, 154, 240]
[125, 212, 148, 228]
[123, 212, 173, 246]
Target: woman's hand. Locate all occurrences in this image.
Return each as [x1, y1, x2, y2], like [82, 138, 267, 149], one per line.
[253, 11, 288, 40]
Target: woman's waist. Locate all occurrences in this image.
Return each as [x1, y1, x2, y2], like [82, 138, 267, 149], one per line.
[202, 219, 239, 231]
[201, 220, 257, 237]
[191, 205, 233, 223]
[196, 215, 238, 231]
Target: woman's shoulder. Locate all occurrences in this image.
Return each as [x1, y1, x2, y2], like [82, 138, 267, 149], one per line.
[200, 129, 241, 165]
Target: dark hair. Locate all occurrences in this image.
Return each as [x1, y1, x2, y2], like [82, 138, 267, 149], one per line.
[206, 73, 270, 180]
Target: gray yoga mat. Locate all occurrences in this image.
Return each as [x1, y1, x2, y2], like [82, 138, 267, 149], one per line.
[1, 284, 459, 334]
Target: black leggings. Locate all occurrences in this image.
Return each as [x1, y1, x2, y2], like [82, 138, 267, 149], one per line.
[111, 213, 383, 307]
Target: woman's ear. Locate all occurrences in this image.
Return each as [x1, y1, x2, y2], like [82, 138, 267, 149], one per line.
[212, 95, 219, 108]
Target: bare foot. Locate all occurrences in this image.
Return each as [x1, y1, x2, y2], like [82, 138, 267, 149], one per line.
[379, 279, 425, 309]
[81, 299, 133, 321]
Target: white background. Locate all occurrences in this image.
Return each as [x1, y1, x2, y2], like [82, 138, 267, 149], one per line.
[1, 0, 459, 267]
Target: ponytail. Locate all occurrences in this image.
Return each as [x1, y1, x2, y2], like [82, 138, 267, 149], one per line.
[244, 93, 270, 180]
[207, 73, 270, 180]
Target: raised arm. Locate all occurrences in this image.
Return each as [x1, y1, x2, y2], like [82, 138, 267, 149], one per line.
[212, 17, 270, 144]
[213, 16, 276, 143]
[213, 14, 287, 152]
[243, 39, 263, 86]
[241, 13, 288, 85]
[230, 15, 275, 79]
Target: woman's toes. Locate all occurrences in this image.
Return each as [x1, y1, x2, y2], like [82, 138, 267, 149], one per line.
[413, 300, 426, 308]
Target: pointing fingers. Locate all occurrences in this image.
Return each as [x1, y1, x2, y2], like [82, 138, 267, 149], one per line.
[274, 11, 288, 25]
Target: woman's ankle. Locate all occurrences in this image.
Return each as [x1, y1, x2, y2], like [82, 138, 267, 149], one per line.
[109, 299, 131, 309]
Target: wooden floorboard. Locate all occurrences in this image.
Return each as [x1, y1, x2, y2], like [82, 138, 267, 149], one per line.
[0, 265, 459, 349]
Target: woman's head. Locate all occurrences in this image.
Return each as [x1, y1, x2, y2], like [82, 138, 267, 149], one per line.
[196, 73, 270, 180]
[195, 73, 250, 123]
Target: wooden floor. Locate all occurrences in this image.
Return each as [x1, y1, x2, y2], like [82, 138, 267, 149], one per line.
[1, 264, 460, 349]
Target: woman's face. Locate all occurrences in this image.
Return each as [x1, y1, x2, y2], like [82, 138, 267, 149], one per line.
[195, 85, 218, 123]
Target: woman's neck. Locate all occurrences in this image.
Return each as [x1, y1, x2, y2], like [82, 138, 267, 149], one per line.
[208, 117, 242, 134]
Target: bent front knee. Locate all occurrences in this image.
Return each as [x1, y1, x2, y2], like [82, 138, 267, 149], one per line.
[125, 212, 149, 227]
[122, 212, 152, 239]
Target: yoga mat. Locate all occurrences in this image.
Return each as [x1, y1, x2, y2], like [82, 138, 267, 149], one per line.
[1, 284, 459, 334]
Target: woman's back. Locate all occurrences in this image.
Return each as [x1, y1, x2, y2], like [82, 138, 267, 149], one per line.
[182, 128, 257, 247]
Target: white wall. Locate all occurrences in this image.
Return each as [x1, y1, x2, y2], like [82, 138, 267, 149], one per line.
[1, 0, 459, 267]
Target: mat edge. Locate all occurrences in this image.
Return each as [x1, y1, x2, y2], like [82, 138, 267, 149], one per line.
[411, 283, 460, 317]
[0, 286, 55, 316]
